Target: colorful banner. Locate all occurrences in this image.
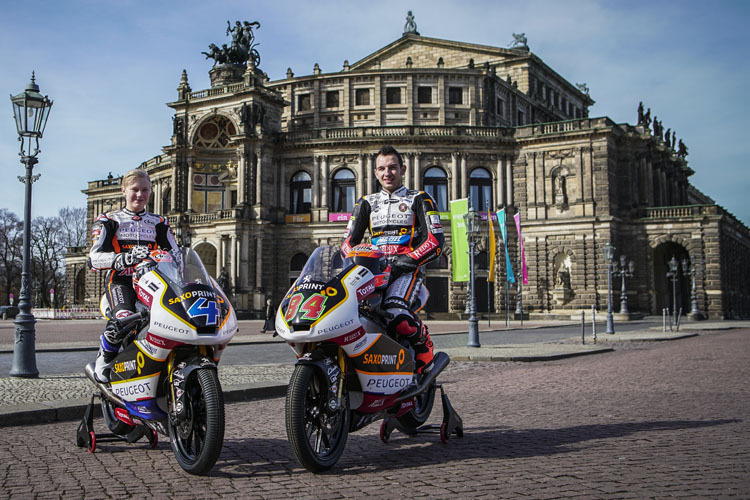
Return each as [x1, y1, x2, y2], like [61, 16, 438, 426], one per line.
[513, 212, 528, 285]
[487, 208, 496, 282]
[450, 198, 469, 282]
[496, 209, 515, 283]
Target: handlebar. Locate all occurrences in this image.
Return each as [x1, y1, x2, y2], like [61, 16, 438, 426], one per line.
[112, 310, 149, 332]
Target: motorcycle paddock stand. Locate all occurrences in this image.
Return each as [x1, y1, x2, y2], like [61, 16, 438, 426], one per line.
[380, 384, 464, 444]
[75, 393, 158, 453]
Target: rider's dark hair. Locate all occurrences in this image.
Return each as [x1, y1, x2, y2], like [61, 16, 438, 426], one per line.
[376, 145, 403, 166]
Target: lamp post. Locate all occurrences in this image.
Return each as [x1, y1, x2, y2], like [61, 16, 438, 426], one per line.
[666, 256, 680, 326]
[9, 73, 53, 378]
[685, 258, 703, 320]
[602, 242, 615, 334]
[612, 254, 635, 314]
[464, 208, 481, 347]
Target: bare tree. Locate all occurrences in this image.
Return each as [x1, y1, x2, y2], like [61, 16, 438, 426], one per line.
[31, 216, 66, 308]
[0, 208, 22, 305]
[58, 206, 88, 249]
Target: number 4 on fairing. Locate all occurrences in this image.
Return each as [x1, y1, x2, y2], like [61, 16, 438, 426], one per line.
[188, 298, 219, 325]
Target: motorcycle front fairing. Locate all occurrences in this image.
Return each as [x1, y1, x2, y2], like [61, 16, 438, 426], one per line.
[276, 245, 415, 409]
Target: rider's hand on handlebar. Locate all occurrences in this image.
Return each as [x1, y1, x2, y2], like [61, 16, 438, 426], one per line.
[391, 254, 418, 274]
[114, 245, 150, 271]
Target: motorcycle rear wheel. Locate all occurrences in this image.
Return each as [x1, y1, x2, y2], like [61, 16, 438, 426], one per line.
[101, 395, 135, 436]
[168, 368, 225, 475]
[396, 379, 436, 432]
[286, 364, 349, 473]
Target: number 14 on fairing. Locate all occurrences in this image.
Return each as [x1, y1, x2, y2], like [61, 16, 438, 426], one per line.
[188, 298, 220, 325]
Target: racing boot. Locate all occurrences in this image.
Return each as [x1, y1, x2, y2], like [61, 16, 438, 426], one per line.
[93, 336, 118, 383]
[410, 323, 434, 375]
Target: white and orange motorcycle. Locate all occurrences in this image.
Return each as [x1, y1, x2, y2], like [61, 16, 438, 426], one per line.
[76, 248, 238, 475]
[276, 245, 463, 473]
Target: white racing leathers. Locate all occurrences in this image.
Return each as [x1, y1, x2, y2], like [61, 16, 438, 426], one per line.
[341, 186, 444, 370]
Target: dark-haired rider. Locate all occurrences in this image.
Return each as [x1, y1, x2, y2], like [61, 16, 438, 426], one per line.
[341, 145, 445, 373]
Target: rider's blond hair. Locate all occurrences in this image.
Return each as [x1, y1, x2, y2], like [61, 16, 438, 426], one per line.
[121, 169, 151, 188]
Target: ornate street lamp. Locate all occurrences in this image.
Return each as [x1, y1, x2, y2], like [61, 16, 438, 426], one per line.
[612, 254, 635, 314]
[602, 242, 615, 334]
[684, 258, 703, 320]
[666, 256, 680, 326]
[464, 208, 481, 347]
[9, 73, 53, 378]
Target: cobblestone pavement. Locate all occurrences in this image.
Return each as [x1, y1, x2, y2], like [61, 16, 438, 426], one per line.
[0, 329, 748, 499]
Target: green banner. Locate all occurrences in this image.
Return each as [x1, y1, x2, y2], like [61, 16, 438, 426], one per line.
[450, 198, 469, 282]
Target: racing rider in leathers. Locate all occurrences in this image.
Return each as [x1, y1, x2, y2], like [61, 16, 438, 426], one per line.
[88, 169, 180, 382]
[341, 145, 445, 374]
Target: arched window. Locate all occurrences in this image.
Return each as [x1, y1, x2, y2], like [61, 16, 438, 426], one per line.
[162, 187, 171, 214]
[194, 116, 236, 149]
[332, 168, 356, 213]
[289, 171, 311, 214]
[469, 167, 493, 210]
[423, 167, 448, 212]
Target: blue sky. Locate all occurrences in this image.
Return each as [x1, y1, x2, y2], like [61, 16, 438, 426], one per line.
[1, 0, 749, 225]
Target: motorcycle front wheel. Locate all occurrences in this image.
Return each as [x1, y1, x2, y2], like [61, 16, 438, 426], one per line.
[168, 368, 225, 475]
[286, 364, 349, 473]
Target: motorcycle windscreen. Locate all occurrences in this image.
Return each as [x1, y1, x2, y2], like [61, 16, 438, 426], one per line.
[161, 282, 222, 333]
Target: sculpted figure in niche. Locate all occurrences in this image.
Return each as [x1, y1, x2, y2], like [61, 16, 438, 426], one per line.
[556, 264, 571, 289]
[554, 173, 568, 207]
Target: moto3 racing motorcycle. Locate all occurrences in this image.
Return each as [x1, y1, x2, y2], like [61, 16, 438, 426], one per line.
[76, 248, 238, 475]
[276, 245, 463, 473]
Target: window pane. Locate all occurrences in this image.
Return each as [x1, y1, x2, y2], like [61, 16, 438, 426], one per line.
[326, 91, 339, 108]
[448, 87, 463, 105]
[206, 191, 223, 212]
[355, 89, 370, 106]
[386, 87, 401, 104]
[417, 87, 432, 104]
[192, 190, 205, 213]
[298, 94, 311, 111]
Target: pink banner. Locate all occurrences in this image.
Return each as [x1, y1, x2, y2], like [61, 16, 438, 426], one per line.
[513, 213, 528, 285]
[328, 213, 352, 222]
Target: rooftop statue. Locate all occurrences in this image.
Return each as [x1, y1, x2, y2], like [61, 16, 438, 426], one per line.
[404, 11, 419, 35]
[202, 20, 261, 67]
[510, 33, 528, 48]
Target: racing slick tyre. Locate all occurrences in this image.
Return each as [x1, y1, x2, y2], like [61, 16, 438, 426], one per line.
[286, 364, 349, 473]
[168, 368, 225, 475]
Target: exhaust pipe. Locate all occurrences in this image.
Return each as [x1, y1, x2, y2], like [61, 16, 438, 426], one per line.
[395, 351, 450, 403]
[84, 362, 126, 407]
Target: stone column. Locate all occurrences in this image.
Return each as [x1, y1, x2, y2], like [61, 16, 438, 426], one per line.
[451, 152, 460, 202]
[187, 159, 194, 212]
[413, 153, 422, 191]
[506, 155, 513, 207]
[255, 150, 262, 206]
[460, 154, 468, 200]
[217, 236, 224, 276]
[255, 236, 263, 289]
[403, 154, 412, 189]
[230, 234, 237, 292]
[237, 149, 246, 205]
[312, 156, 320, 208]
[366, 154, 374, 194]
[279, 161, 287, 211]
[356, 154, 365, 199]
[321, 154, 330, 203]
[497, 157, 505, 207]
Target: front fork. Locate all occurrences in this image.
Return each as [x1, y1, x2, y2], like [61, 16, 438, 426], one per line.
[297, 344, 346, 413]
[167, 346, 217, 424]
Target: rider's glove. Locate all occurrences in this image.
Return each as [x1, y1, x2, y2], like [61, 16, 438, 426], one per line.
[113, 245, 150, 271]
[391, 254, 418, 275]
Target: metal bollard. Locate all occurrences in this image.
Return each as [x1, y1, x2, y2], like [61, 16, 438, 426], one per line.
[676, 307, 682, 331]
[591, 305, 597, 344]
[581, 311, 585, 345]
[663, 308, 667, 332]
